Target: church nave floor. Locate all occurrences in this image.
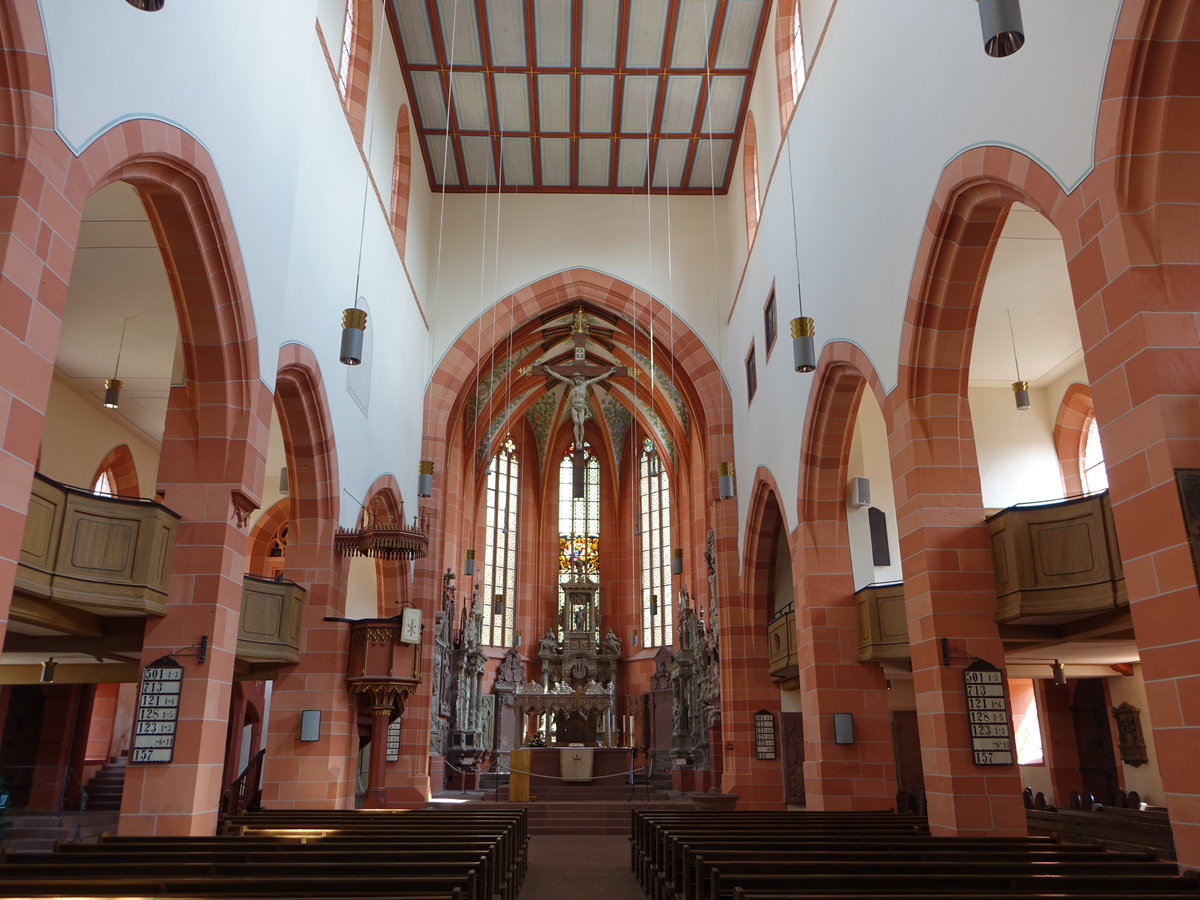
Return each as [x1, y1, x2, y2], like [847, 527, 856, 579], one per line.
[518, 834, 643, 899]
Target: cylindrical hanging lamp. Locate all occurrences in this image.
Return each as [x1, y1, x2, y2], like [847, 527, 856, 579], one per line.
[103, 378, 123, 409]
[718, 462, 734, 500]
[340, 306, 368, 366]
[464, 548, 475, 576]
[671, 547, 683, 575]
[1050, 659, 1066, 686]
[1012, 380, 1031, 411]
[791, 316, 816, 373]
[977, 0, 1025, 58]
[417, 459, 434, 497]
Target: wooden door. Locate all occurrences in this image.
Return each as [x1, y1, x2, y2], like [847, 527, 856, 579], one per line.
[781, 712, 805, 806]
[1071, 678, 1119, 805]
[891, 710, 925, 812]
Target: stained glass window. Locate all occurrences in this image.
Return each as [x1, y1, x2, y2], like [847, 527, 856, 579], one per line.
[558, 443, 599, 631]
[482, 437, 518, 646]
[640, 439, 672, 647]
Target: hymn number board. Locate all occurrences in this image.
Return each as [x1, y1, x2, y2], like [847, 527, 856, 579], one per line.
[132, 656, 183, 764]
[964, 660, 1013, 766]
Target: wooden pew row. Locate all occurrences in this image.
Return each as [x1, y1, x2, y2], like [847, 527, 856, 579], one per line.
[633, 812, 932, 896]
[712, 870, 1200, 897]
[0, 874, 466, 899]
[630, 809, 1200, 900]
[732, 893, 1200, 900]
[95, 831, 525, 895]
[0, 809, 526, 900]
[631, 810, 929, 891]
[1027, 806, 1176, 859]
[701, 860, 1188, 900]
[679, 848, 1157, 900]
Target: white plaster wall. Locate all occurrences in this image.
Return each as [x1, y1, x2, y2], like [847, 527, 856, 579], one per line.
[40, 378, 159, 494]
[970, 385, 1065, 510]
[426, 192, 731, 368]
[41, 0, 429, 523]
[772, 527, 794, 614]
[345, 556, 380, 620]
[847, 394, 903, 590]
[727, 0, 1118, 538]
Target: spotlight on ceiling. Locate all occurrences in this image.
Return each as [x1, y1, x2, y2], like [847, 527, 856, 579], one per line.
[977, 0, 1025, 58]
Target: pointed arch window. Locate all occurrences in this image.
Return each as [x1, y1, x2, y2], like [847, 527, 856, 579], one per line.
[1082, 416, 1108, 493]
[775, 0, 807, 127]
[93, 469, 114, 497]
[558, 443, 600, 632]
[337, 0, 356, 99]
[640, 439, 672, 647]
[482, 436, 519, 646]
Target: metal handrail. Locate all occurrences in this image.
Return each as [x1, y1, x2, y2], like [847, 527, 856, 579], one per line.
[222, 749, 265, 817]
[58, 765, 88, 823]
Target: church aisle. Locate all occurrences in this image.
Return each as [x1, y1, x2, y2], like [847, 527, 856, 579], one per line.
[518, 833, 644, 899]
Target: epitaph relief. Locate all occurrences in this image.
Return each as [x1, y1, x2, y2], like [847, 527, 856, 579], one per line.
[429, 569, 456, 756]
[671, 606, 720, 767]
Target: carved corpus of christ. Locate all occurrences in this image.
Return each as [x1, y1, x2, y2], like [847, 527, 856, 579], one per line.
[545, 366, 617, 449]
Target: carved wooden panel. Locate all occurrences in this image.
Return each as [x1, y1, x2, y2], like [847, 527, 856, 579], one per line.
[767, 610, 798, 681]
[855, 581, 909, 661]
[237, 576, 305, 665]
[14, 473, 179, 617]
[781, 712, 805, 806]
[989, 493, 1126, 624]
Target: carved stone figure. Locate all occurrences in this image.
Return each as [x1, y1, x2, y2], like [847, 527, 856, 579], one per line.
[603, 629, 621, 657]
[496, 646, 526, 688]
[539, 630, 560, 656]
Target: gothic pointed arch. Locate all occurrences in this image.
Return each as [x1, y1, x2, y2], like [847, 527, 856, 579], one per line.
[363, 473, 410, 615]
[91, 444, 140, 499]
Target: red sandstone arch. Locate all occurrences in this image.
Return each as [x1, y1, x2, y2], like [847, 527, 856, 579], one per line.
[1054, 383, 1093, 497]
[742, 112, 760, 249]
[790, 343, 897, 810]
[275, 344, 340, 547]
[91, 444, 140, 498]
[363, 474, 410, 615]
[391, 105, 411, 258]
[247, 498, 291, 578]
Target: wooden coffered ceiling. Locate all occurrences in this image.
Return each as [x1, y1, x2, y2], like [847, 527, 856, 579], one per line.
[385, 0, 771, 194]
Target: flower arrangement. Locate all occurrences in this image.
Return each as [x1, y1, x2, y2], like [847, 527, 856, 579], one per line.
[526, 730, 546, 748]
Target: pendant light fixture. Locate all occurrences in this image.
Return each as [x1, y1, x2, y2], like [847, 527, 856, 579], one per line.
[338, 23, 381, 367]
[1007, 309, 1030, 411]
[671, 547, 683, 575]
[417, 459, 434, 497]
[977, 0, 1025, 58]
[104, 317, 132, 409]
[783, 131, 816, 374]
[718, 461, 734, 500]
[464, 548, 475, 576]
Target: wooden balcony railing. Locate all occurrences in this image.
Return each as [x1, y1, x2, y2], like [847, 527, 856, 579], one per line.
[767, 603, 799, 685]
[237, 575, 305, 665]
[855, 581, 909, 662]
[15, 473, 179, 624]
[987, 491, 1127, 624]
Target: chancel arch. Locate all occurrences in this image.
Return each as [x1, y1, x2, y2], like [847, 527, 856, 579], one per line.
[419, 272, 742, 796]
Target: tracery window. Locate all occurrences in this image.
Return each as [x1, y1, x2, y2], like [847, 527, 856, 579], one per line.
[482, 437, 519, 646]
[640, 439, 672, 648]
[558, 444, 599, 631]
[1082, 416, 1108, 493]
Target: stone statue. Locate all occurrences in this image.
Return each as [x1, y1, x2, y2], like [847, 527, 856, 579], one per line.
[539, 630, 559, 655]
[496, 646, 525, 688]
[603, 628, 621, 657]
[546, 365, 617, 449]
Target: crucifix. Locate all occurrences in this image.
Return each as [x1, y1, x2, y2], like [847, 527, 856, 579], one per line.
[522, 308, 634, 496]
